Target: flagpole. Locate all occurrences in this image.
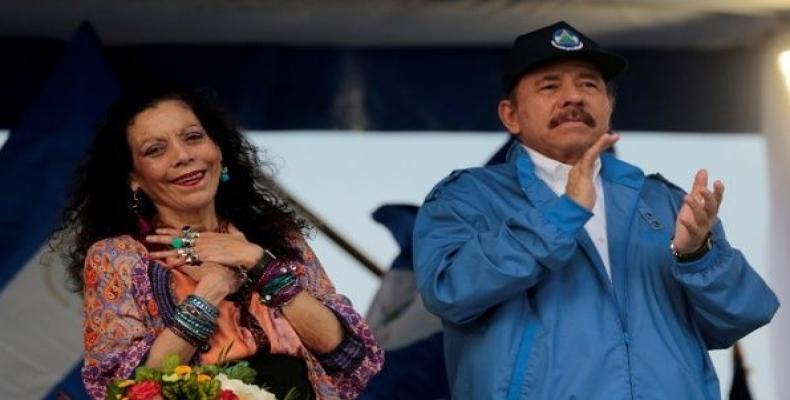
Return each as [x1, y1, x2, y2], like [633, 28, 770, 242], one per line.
[273, 182, 385, 278]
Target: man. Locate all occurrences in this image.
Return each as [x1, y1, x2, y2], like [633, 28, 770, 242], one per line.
[413, 21, 778, 399]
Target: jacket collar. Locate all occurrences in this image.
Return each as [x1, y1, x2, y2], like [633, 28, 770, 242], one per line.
[506, 140, 645, 190]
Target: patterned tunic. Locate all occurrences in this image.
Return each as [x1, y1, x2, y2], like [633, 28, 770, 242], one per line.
[82, 235, 383, 399]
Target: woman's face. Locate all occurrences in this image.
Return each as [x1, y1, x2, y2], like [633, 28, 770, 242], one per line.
[127, 99, 222, 216]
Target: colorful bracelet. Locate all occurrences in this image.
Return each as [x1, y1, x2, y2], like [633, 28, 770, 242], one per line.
[169, 294, 218, 352]
[260, 280, 302, 308]
[173, 310, 214, 339]
[185, 294, 219, 319]
[255, 259, 304, 308]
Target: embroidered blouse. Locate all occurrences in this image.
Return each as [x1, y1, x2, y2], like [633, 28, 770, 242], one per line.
[81, 235, 383, 400]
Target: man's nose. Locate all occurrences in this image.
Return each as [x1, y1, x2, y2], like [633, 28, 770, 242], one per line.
[559, 84, 584, 107]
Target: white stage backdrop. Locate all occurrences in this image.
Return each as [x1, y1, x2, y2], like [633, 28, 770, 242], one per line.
[0, 130, 776, 399]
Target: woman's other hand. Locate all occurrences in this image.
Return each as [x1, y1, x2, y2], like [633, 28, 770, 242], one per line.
[146, 224, 264, 269]
[187, 262, 241, 304]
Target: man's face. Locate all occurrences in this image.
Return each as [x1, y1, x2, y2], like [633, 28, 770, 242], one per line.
[499, 59, 613, 164]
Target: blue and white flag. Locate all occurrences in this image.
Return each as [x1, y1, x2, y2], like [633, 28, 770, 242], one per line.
[361, 204, 448, 400]
[360, 138, 512, 400]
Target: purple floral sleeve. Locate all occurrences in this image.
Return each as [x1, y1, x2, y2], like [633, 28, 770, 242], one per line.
[296, 240, 385, 400]
[81, 236, 162, 400]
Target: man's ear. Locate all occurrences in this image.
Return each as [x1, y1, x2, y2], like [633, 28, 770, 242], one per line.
[498, 98, 521, 135]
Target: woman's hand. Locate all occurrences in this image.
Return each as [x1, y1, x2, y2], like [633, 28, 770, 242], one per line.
[189, 262, 242, 304]
[146, 224, 264, 269]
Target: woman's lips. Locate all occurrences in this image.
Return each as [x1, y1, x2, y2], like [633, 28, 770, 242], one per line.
[171, 170, 206, 187]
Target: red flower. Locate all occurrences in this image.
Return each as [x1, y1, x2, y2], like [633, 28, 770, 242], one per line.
[127, 380, 162, 400]
[218, 390, 240, 400]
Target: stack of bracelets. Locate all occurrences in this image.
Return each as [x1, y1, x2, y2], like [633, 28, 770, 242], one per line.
[169, 294, 219, 353]
[171, 250, 305, 350]
[234, 249, 304, 308]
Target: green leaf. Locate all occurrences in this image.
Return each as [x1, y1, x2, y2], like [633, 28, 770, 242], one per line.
[200, 364, 220, 377]
[104, 383, 124, 400]
[223, 361, 257, 384]
[182, 374, 205, 400]
[161, 354, 181, 373]
[134, 366, 160, 381]
[161, 383, 181, 400]
[283, 387, 302, 400]
[199, 378, 221, 399]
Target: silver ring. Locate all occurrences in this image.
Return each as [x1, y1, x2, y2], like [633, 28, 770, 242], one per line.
[181, 226, 199, 239]
[177, 226, 199, 248]
[182, 247, 200, 265]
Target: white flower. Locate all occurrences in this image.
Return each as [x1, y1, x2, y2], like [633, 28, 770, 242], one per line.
[216, 373, 277, 400]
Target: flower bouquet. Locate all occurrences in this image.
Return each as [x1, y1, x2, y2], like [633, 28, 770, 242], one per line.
[106, 354, 298, 400]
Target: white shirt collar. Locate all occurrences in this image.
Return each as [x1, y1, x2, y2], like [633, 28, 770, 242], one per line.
[521, 143, 602, 195]
[521, 143, 612, 279]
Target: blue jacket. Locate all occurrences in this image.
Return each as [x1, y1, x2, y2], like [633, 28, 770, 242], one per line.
[413, 144, 779, 400]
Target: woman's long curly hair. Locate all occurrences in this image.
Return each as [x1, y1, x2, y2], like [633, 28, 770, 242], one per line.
[53, 86, 309, 293]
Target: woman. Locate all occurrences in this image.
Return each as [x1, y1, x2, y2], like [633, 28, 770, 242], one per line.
[54, 87, 383, 399]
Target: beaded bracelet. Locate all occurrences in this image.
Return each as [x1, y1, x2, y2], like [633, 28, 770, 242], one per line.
[169, 294, 218, 352]
[170, 316, 212, 352]
[173, 310, 214, 340]
[260, 279, 302, 308]
[175, 310, 215, 336]
[173, 315, 212, 340]
[255, 259, 304, 308]
[185, 294, 219, 319]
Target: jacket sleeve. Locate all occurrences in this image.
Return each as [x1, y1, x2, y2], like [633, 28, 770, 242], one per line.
[413, 172, 593, 325]
[671, 219, 779, 349]
[81, 237, 158, 400]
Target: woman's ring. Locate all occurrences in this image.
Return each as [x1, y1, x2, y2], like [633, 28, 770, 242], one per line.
[183, 247, 200, 265]
[172, 226, 199, 249]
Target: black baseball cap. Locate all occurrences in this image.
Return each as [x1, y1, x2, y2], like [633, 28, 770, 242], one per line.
[501, 21, 627, 93]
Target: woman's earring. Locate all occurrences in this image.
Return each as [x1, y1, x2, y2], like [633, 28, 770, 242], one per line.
[220, 166, 230, 183]
[128, 189, 152, 235]
[129, 189, 142, 213]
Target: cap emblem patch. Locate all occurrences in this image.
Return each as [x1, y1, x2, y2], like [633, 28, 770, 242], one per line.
[551, 28, 584, 51]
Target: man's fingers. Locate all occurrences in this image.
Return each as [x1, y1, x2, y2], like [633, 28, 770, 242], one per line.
[678, 215, 701, 238]
[580, 133, 619, 167]
[588, 133, 618, 160]
[699, 188, 718, 218]
[713, 180, 725, 212]
[692, 169, 708, 189]
[684, 195, 709, 227]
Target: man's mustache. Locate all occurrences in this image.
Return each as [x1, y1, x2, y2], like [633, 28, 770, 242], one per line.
[548, 107, 596, 129]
